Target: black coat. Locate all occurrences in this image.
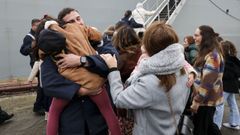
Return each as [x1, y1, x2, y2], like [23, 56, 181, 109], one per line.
[222, 56, 240, 93]
[117, 17, 143, 28]
[20, 29, 37, 67]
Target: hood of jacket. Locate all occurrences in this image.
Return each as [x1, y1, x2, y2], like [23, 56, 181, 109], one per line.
[136, 2, 143, 9]
[127, 43, 185, 84]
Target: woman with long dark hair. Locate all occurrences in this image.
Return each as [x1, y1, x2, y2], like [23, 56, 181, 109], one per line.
[112, 26, 142, 82]
[191, 25, 224, 135]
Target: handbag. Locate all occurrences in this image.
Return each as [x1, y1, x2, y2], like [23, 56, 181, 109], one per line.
[177, 114, 194, 135]
[165, 92, 194, 135]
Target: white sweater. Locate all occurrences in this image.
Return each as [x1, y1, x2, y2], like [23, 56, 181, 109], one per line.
[27, 60, 43, 82]
[132, 3, 156, 25]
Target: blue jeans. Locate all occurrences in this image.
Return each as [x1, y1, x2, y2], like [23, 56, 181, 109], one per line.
[214, 92, 240, 128]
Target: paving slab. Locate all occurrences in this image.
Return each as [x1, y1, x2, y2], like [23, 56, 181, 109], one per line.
[0, 92, 240, 135]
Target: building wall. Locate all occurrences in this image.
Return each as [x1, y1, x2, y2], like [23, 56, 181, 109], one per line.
[172, 0, 240, 57]
[1, 0, 240, 80]
[0, 0, 141, 80]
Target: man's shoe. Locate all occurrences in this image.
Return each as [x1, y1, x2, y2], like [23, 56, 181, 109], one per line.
[223, 123, 240, 130]
[0, 112, 14, 124]
[33, 108, 45, 116]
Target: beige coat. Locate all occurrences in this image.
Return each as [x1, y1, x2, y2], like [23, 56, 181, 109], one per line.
[48, 23, 105, 90]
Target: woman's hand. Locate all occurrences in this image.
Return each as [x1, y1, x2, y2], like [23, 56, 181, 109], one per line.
[44, 20, 58, 29]
[100, 54, 117, 68]
[186, 72, 195, 88]
[28, 81, 33, 87]
[190, 101, 200, 113]
[78, 87, 102, 96]
[56, 54, 81, 68]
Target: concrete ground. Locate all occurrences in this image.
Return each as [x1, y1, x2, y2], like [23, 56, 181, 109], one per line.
[0, 92, 240, 135]
[0, 93, 46, 135]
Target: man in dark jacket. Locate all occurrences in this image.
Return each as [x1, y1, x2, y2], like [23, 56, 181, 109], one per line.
[41, 8, 118, 135]
[20, 19, 40, 67]
[116, 10, 143, 29]
[20, 18, 45, 115]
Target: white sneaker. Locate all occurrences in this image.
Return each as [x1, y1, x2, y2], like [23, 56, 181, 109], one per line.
[223, 123, 240, 130]
[44, 112, 48, 121]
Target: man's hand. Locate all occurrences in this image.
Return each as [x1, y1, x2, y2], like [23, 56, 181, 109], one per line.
[56, 53, 81, 68]
[100, 54, 117, 68]
[31, 40, 37, 48]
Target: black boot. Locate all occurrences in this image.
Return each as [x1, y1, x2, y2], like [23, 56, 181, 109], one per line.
[0, 107, 14, 124]
[33, 107, 45, 116]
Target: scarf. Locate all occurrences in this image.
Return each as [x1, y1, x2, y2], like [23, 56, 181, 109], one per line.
[126, 43, 185, 84]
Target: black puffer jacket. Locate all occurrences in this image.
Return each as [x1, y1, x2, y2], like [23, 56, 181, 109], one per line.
[222, 55, 240, 93]
[20, 29, 37, 67]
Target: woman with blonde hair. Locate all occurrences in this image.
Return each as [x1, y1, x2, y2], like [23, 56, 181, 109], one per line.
[101, 21, 189, 135]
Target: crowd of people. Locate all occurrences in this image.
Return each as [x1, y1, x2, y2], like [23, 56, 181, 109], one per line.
[0, 2, 239, 135]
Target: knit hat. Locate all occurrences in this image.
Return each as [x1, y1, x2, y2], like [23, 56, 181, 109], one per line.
[38, 29, 66, 55]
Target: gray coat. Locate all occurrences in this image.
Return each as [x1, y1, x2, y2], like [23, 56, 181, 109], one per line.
[108, 71, 189, 135]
